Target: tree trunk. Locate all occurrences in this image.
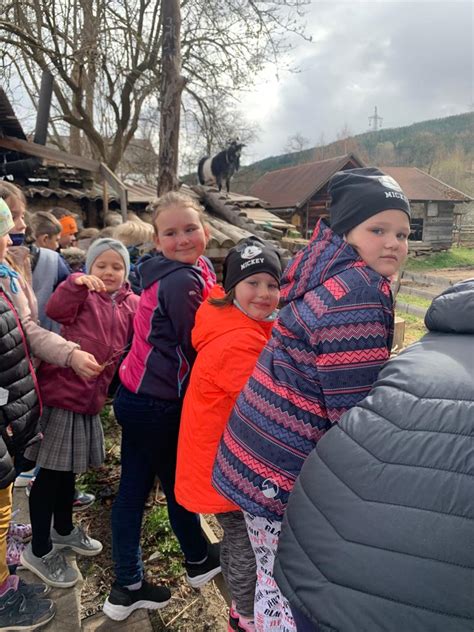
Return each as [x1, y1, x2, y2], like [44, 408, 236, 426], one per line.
[157, 0, 186, 196]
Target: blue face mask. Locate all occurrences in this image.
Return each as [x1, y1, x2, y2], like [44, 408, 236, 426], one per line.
[9, 233, 25, 247]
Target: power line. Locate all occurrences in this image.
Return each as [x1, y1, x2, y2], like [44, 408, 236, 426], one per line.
[368, 106, 383, 131]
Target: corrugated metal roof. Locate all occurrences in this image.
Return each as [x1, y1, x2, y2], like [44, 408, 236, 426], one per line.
[249, 154, 364, 209]
[381, 167, 472, 202]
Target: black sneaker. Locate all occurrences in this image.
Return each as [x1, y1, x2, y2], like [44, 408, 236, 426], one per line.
[185, 542, 222, 588]
[102, 580, 171, 621]
[17, 578, 51, 598]
[0, 581, 55, 630]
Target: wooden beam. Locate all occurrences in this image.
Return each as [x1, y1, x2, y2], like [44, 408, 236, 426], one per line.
[100, 163, 128, 219]
[0, 135, 101, 172]
[200, 516, 231, 606]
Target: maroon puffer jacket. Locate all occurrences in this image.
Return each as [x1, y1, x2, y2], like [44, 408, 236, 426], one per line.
[37, 274, 139, 415]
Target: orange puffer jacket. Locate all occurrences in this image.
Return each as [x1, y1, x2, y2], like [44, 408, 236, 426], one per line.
[175, 285, 274, 514]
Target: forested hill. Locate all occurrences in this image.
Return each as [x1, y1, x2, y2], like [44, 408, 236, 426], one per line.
[231, 112, 474, 194]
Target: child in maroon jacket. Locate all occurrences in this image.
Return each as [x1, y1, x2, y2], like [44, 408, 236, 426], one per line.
[20, 239, 139, 589]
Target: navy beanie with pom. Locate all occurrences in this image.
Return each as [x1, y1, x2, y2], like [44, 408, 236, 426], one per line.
[329, 167, 411, 236]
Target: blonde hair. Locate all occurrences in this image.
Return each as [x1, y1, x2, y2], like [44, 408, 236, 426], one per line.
[149, 192, 205, 236]
[104, 212, 123, 227]
[113, 220, 155, 247]
[30, 211, 62, 239]
[78, 227, 100, 240]
[0, 181, 26, 204]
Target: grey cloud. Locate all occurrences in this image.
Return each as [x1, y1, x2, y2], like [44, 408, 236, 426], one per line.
[250, 1, 472, 159]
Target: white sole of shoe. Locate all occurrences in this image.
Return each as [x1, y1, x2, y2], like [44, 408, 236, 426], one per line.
[186, 564, 222, 588]
[19, 554, 78, 589]
[103, 596, 171, 621]
[52, 542, 103, 557]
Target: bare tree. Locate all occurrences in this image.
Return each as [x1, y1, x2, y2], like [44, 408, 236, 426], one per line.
[158, 0, 185, 194]
[1, 0, 308, 172]
[284, 132, 310, 154]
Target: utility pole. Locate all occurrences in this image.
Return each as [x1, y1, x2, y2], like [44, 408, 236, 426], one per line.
[368, 106, 383, 131]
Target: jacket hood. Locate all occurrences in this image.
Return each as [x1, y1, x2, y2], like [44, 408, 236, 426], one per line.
[192, 285, 273, 352]
[281, 219, 366, 303]
[424, 278, 474, 334]
[138, 252, 201, 289]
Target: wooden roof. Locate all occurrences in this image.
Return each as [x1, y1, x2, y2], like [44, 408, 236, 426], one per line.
[380, 167, 472, 203]
[249, 154, 364, 209]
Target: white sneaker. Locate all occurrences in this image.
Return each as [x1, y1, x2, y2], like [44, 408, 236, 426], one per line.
[14, 468, 37, 488]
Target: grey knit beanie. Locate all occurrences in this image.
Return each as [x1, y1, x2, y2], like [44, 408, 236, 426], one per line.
[85, 238, 130, 278]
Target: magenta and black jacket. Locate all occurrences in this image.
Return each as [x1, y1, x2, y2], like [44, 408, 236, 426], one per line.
[119, 253, 216, 401]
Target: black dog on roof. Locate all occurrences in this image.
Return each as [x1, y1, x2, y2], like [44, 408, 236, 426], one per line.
[198, 140, 245, 193]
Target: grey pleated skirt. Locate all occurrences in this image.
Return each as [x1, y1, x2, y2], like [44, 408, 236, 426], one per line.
[25, 406, 105, 474]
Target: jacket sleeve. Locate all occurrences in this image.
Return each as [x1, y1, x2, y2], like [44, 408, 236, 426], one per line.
[3, 281, 78, 368]
[311, 285, 392, 425]
[45, 273, 89, 324]
[161, 271, 205, 366]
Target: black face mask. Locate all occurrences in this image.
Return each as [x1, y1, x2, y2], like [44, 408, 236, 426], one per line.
[9, 233, 25, 247]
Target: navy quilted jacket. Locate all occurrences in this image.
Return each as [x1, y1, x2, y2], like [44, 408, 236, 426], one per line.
[274, 279, 474, 631]
[0, 289, 42, 488]
[212, 220, 394, 520]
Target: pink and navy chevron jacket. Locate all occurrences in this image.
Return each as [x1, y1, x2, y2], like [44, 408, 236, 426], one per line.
[212, 220, 394, 521]
[119, 253, 215, 400]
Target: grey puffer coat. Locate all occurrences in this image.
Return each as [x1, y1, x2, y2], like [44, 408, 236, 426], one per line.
[0, 289, 42, 488]
[274, 279, 474, 632]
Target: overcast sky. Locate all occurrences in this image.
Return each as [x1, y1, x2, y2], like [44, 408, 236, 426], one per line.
[239, 0, 473, 163]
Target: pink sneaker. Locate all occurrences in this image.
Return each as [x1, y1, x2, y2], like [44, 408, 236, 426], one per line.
[237, 615, 255, 632]
[6, 536, 27, 568]
[229, 601, 240, 631]
[7, 522, 32, 543]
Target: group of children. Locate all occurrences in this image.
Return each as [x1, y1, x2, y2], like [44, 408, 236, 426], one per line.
[0, 168, 417, 632]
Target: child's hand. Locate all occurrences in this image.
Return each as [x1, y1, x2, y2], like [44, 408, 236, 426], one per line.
[70, 349, 103, 379]
[75, 274, 107, 292]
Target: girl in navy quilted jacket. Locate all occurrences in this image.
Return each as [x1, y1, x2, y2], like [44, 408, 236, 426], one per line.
[212, 168, 411, 631]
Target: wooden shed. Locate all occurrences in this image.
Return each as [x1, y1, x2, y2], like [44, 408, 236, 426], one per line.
[250, 155, 472, 249]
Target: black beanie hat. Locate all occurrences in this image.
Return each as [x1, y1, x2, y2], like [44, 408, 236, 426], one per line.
[223, 237, 282, 293]
[329, 167, 411, 236]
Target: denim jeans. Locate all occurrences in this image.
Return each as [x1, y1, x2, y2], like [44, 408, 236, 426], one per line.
[112, 385, 208, 586]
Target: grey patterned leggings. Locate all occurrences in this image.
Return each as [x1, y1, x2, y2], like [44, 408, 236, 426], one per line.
[216, 510, 256, 618]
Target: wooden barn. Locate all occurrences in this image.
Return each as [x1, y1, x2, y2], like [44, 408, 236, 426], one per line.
[250, 154, 364, 238]
[250, 155, 472, 250]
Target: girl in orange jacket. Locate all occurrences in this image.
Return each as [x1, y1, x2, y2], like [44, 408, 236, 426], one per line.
[176, 238, 282, 632]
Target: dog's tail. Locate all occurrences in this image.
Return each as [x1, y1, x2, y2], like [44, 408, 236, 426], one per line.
[197, 156, 209, 185]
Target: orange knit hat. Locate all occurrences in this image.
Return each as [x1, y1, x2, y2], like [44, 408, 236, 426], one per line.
[59, 215, 78, 236]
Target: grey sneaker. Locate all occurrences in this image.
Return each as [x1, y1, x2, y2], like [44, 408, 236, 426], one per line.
[51, 526, 103, 557]
[20, 544, 79, 588]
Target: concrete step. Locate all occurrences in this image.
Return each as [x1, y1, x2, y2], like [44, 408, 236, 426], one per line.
[12, 485, 155, 631]
[12, 486, 83, 632]
[82, 609, 153, 631]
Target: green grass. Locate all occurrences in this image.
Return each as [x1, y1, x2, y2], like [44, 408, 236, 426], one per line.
[405, 247, 474, 271]
[396, 292, 432, 309]
[396, 311, 427, 346]
[143, 505, 183, 579]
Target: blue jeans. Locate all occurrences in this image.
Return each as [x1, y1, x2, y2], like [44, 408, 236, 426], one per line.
[112, 386, 208, 586]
